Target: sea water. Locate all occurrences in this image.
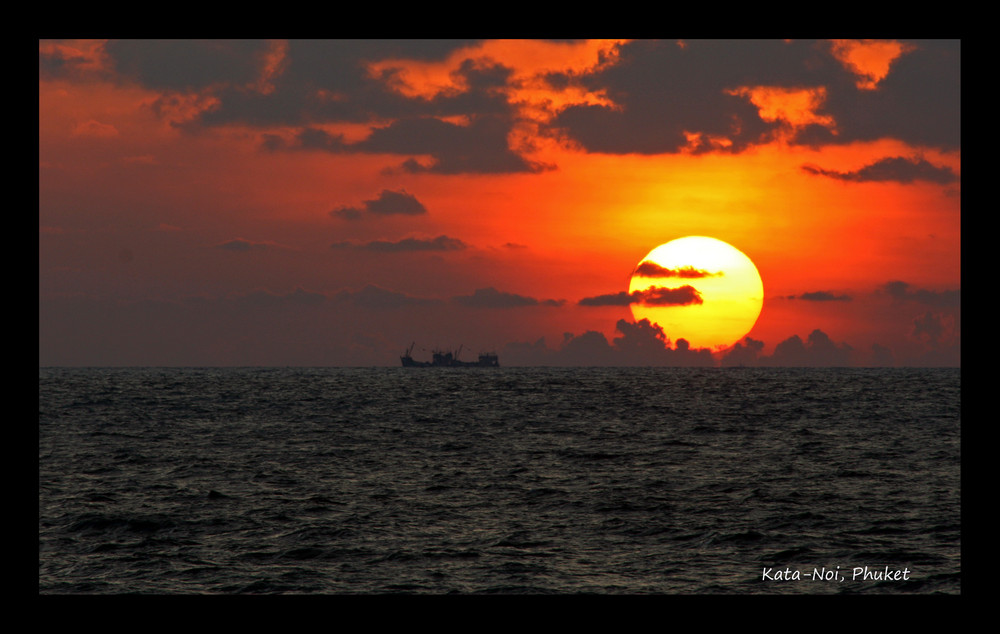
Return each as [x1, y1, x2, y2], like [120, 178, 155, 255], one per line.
[38, 367, 960, 594]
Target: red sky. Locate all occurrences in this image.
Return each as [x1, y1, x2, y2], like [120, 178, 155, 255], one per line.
[39, 39, 960, 366]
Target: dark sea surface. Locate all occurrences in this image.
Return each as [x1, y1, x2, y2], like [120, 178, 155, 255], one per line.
[39, 367, 960, 594]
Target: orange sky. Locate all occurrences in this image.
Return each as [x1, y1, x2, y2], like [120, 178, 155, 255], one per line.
[39, 39, 960, 366]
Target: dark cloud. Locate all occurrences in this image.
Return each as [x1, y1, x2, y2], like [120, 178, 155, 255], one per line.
[870, 343, 895, 367]
[881, 281, 960, 307]
[296, 128, 348, 152]
[51, 40, 958, 173]
[501, 318, 715, 366]
[550, 40, 797, 154]
[103, 40, 270, 92]
[555, 330, 619, 366]
[39, 41, 104, 81]
[326, 284, 567, 312]
[764, 329, 853, 367]
[99, 40, 478, 118]
[633, 262, 722, 279]
[907, 311, 960, 366]
[550, 39, 959, 154]
[814, 40, 960, 150]
[229, 287, 328, 307]
[371, 58, 518, 121]
[787, 291, 852, 301]
[332, 189, 428, 220]
[642, 286, 703, 306]
[331, 235, 468, 252]
[365, 189, 427, 215]
[499, 336, 557, 366]
[720, 327, 958, 368]
[721, 330, 857, 367]
[579, 285, 703, 307]
[451, 287, 564, 309]
[215, 238, 282, 251]
[910, 311, 959, 349]
[273, 114, 548, 175]
[270, 119, 549, 176]
[331, 284, 441, 309]
[801, 155, 958, 184]
[376, 116, 550, 175]
[96, 40, 541, 175]
[719, 337, 766, 367]
[578, 291, 635, 307]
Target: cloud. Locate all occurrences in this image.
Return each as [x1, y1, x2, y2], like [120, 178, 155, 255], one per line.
[720, 330, 857, 367]
[332, 284, 566, 312]
[719, 337, 766, 367]
[829, 39, 918, 90]
[550, 40, 789, 154]
[870, 343, 895, 367]
[550, 39, 959, 154]
[725, 85, 836, 133]
[332, 189, 428, 220]
[815, 39, 959, 150]
[786, 291, 852, 301]
[910, 311, 958, 350]
[578, 291, 635, 307]
[215, 238, 289, 251]
[501, 318, 715, 366]
[53, 39, 959, 173]
[907, 311, 960, 366]
[102, 40, 270, 92]
[39, 40, 114, 81]
[228, 287, 328, 307]
[99, 40, 543, 175]
[451, 287, 564, 308]
[284, 115, 551, 175]
[801, 155, 958, 184]
[71, 119, 119, 138]
[331, 284, 441, 309]
[331, 235, 468, 252]
[633, 262, 722, 279]
[880, 280, 960, 307]
[911, 311, 944, 343]
[764, 329, 853, 367]
[578, 285, 703, 307]
[642, 286, 703, 306]
[366, 115, 551, 175]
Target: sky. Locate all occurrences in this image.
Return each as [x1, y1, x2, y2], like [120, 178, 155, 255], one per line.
[38, 39, 961, 367]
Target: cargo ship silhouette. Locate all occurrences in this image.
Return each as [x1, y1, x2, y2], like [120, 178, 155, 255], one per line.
[400, 343, 499, 367]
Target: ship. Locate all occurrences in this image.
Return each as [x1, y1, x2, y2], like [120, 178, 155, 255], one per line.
[400, 343, 499, 368]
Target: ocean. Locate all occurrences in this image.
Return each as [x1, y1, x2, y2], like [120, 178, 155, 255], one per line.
[38, 367, 960, 594]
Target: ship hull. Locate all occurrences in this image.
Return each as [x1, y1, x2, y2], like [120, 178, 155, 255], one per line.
[400, 353, 499, 368]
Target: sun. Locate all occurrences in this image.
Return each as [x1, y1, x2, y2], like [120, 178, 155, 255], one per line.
[628, 236, 763, 351]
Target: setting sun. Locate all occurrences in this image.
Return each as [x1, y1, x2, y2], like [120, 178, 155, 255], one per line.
[628, 236, 764, 351]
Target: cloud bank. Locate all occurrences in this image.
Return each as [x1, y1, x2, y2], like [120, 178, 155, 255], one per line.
[40, 39, 960, 177]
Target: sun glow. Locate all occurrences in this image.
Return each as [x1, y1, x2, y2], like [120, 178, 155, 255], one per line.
[628, 236, 764, 351]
